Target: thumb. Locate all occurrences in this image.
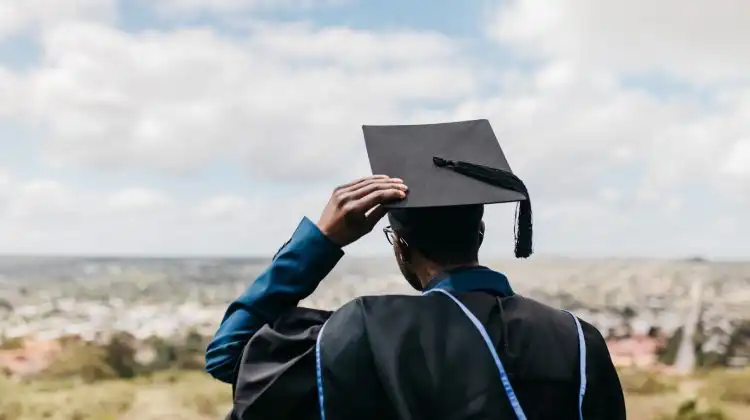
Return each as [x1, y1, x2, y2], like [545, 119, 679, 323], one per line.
[364, 204, 388, 230]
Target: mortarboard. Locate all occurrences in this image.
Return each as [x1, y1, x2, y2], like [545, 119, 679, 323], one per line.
[362, 119, 533, 258]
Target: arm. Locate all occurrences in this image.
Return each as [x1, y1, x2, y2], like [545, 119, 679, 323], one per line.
[205, 217, 343, 383]
[208, 175, 407, 383]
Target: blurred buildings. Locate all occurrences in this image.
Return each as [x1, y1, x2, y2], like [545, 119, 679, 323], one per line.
[1, 257, 749, 377]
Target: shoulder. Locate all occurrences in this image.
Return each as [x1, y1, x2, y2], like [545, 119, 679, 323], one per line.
[328, 294, 428, 325]
[522, 299, 615, 377]
[318, 295, 422, 365]
[577, 317, 608, 348]
[501, 295, 613, 362]
[322, 294, 435, 343]
[336, 293, 473, 323]
[519, 298, 607, 353]
[504, 295, 603, 335]
[576, 317, 616, 375]
[501, 295, 585, 333]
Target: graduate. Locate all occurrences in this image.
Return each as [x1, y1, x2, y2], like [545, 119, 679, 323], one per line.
[206, 119, 626, 420]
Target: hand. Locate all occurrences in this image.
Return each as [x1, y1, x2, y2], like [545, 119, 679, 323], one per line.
[317, 175, 408, 247]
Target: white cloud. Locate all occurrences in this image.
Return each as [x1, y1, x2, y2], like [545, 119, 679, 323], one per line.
[485, 1, 750, 204]
[0, 67, 23, 117]
[418, 60, 744, 197]
[722, 139, 750, 178]
[248, 22, 461, 67]
[599, 188, 621, 204]
[489, 0, 750, 85]
[149, 0, 346, 15]
[0, 170, 337, 255]
[7, 180, 79, 219]
[0, 175, 166, 225]
[405, 53, 750, 259]
[719, 138, 750, 203]
[0, 0, 115, 39]
[1, 5, 749, 258]
[196, 195, 252, 220]
[0, 163, 746, 257]
[0, 169, 9, 210]
[106, 188, 171, 212]
[0, 177, 115, 255]
[10, 22, 475, 181]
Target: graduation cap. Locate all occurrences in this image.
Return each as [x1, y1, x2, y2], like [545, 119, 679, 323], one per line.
[362, 119, 533, 258]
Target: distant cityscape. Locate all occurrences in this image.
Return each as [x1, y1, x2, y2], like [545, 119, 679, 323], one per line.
[1, 256, 749, 377]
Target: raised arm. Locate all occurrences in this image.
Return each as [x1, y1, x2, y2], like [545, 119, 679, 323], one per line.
[206, 175, 408, 384]
[205, 217, 343, 383]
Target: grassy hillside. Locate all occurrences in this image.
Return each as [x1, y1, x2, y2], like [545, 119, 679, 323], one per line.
[1, 370, 749, 420]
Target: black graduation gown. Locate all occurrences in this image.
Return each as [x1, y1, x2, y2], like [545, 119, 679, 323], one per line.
[226, 290, 626, 420]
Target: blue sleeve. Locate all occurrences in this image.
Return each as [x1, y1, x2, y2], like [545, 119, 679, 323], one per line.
[205, 217, 344, 383]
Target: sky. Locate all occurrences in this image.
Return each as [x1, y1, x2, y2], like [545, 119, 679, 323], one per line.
[0, 0, 748, 259]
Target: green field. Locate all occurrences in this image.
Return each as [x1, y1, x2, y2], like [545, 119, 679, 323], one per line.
[1, 369, 749, 420]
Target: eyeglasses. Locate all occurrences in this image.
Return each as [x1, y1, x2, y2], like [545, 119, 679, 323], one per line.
[383, 225, 397, 245]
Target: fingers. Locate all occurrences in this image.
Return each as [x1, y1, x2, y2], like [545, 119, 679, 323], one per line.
[344, 179, 407, 202]
[339, 177, 402, 198]
[330, 175, 408, 227]
[332, 176, 406, 210]
[346, 187, 406, 215]
[336, 175, 389, 191]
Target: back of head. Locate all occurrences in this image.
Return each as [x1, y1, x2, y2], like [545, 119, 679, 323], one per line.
[388, 204, 484, 265]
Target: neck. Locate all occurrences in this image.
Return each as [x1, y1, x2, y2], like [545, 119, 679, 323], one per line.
[417, 261, 480, 289]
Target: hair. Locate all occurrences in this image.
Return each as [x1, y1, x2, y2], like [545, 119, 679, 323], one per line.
[388, 204, 484, 265]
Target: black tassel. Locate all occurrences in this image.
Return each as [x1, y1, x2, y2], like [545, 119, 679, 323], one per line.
[433, 157, 533, 258]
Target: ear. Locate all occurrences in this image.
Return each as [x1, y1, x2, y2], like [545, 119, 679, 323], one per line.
[479, 221, 485, 247]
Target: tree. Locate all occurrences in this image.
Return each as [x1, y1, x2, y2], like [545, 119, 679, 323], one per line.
[176, 330, 207, 371]
[723, 321, 750, 366]
[184, 329, 205, 354]
[0, 337, 24, 350]
[0, 298, 12, 313]
[45, 343, 116, 384]
[659, 327, 684, 365]
[657, 399, 727, 420]
[104, 332, 138, 379]
[143, 336, 180, 372]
